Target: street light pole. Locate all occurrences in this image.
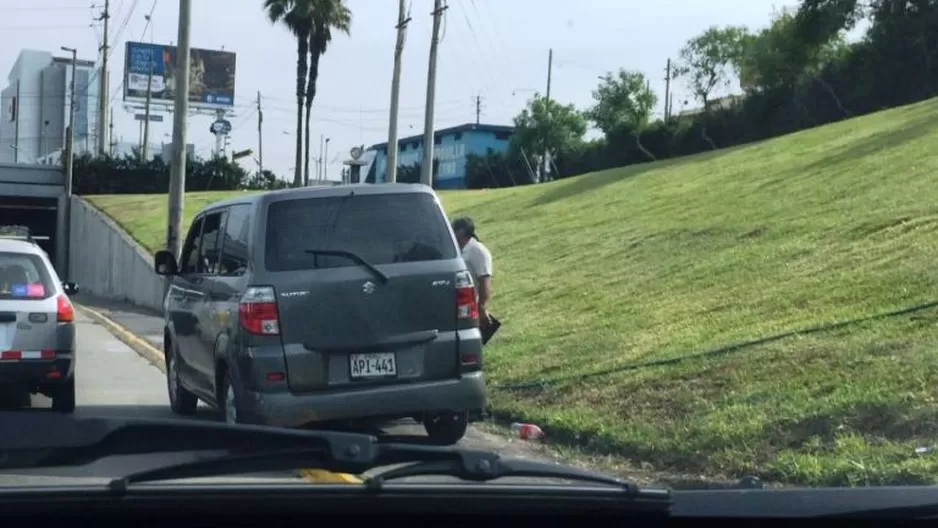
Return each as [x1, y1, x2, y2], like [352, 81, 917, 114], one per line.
[60, 46, 77, 281]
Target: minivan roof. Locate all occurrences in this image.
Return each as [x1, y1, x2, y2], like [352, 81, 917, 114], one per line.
[198, 183, 437, 215]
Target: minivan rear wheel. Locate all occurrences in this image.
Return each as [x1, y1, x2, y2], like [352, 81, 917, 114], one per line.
[423, 410, 468, 445]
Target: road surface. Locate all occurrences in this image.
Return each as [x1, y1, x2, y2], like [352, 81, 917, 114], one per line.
[0, 308, 575, 489]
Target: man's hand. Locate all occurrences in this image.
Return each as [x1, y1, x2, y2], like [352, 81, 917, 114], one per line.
[479, 306, 492, 329]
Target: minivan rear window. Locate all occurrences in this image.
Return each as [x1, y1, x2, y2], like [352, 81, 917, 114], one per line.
[265, 193, 458, 272]
[0, 252, 54, 300]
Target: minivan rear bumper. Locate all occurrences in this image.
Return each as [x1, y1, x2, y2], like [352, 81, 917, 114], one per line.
[241, 371, 486, 428]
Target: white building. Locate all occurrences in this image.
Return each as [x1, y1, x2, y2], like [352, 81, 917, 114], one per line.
[0, 49, 100, 165]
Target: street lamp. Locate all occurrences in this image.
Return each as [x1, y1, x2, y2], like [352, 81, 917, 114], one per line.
[60, 46, 77, 198]
[323, 138, 330, 183]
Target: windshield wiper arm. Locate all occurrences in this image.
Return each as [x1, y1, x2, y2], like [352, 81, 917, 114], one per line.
[304, 249, 389, 283]
[0, 414, 380, 471]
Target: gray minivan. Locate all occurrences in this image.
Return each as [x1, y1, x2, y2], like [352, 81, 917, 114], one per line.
[153, 184, 486, 444]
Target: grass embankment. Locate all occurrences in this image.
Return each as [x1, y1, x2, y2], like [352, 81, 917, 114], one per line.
[88, 98, 938, 487]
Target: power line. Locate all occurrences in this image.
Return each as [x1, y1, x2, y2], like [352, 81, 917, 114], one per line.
[107, 0, 152, 107]
[3, 5, 91, 11]
[0, 25, 94, 31]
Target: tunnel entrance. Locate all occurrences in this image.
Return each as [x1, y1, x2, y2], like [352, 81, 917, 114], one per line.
[0, 197, 58, 261]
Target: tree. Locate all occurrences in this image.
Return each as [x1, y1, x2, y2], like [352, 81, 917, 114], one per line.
[586, 69, 658, 161]
[673, 25, 750, 149]
[464, 148, 533, 189]
[263, 0, 313, 187]
[397, 159, 439, 185]
[740, 7, 851, 114]
[794, 0, 864, 49]
[510, 94, 586, 181]
[305, 0, 351, 188]
[674, 25, 750, 110]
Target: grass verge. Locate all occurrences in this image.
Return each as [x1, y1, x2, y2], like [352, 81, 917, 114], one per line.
[88, 97, 938, 486]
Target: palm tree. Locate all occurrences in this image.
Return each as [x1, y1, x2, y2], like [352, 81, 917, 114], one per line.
[304, 0, 351, 186]
[263, 0, 313, 187]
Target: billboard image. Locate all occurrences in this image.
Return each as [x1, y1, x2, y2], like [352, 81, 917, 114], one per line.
[124, 41, 236, 109]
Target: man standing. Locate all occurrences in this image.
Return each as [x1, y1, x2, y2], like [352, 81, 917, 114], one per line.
[451, 217, 495, 333]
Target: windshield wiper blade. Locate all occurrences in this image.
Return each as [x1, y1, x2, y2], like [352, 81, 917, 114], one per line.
[363, 450, 643, 492]
[304, 249, 389, 283]
[106, 447, 348, 494]
[109, 442, 664, 502]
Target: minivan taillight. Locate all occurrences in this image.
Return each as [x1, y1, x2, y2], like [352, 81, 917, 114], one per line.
[239, 286, 280, 335]
[56, 295, 74, 322]
[455, 271, 478, 320]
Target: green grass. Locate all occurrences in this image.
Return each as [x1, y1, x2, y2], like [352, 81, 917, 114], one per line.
[87, 98, 938, 487]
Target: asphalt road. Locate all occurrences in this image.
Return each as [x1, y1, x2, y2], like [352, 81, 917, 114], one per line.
[0, 311, 577, 489]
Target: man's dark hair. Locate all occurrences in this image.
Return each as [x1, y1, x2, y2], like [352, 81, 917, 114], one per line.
[451, 217, 479, 241]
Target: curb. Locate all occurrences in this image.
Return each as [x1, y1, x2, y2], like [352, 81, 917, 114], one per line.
[75, 302, 363, 485]
[75, 304, 166, 372]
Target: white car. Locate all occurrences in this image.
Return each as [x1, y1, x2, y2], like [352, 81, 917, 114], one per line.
[0, 236, 78, 411]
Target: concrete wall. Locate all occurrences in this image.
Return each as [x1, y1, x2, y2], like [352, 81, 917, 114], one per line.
[68, 196, 164, 312]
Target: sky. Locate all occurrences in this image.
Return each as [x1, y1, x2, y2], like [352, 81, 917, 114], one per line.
[1, 0, 801, 182]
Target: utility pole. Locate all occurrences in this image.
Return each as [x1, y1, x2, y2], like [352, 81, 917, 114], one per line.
[257, 91, 264, 177]
[166, 0, 191, 261]
[141, 61, 154, 160]
[108, 108, 115, 156]
[62, 47, 77, 197]
[664, 58, 672, 122]
[420, 0, 447, 187]
[542, 48, 552, 183]
[475, 94, 482, 125]
[97, 0, 110, 155]
[386, 0, 410, 184]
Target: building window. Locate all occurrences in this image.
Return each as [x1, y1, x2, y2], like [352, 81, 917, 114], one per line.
[494, 131, 511, 141]
[434, 135, 442, 145]
[454, 132, 462, 140]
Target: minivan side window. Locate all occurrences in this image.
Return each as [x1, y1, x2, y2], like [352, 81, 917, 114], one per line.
[218, 204, 251, 277]
[265, 193, 458, 272]
[179, 216, 204, 275]
[198, 211, 227, 275]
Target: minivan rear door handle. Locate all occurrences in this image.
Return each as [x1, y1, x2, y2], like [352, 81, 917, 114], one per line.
[305, 329, 439, 352]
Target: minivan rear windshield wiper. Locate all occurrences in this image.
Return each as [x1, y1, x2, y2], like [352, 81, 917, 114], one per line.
[305, 249, 389, 283]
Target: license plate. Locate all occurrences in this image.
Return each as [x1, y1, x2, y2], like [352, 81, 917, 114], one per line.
[349, 352, 397, 379]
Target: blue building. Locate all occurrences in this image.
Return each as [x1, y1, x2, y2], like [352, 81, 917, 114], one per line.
[365, 123, 513, 189]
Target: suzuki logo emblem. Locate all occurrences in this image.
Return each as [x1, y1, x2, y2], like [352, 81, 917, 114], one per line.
[362, 281, 376, 294]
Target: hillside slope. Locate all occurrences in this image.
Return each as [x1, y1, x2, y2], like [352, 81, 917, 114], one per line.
[88, 98, 938, 486]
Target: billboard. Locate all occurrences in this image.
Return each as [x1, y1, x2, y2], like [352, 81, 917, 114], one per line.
[124, 41, 236, 109]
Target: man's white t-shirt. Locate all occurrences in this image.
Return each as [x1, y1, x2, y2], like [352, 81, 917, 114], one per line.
[461, 237, 493, 298]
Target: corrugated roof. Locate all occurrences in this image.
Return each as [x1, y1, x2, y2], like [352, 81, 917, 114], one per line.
[368, 122, 514, 151]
